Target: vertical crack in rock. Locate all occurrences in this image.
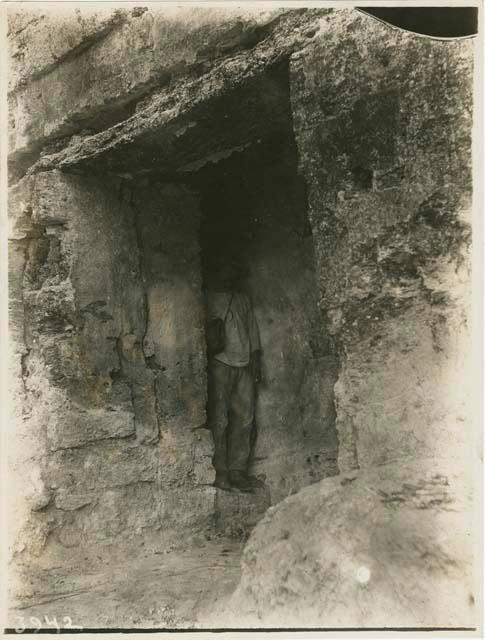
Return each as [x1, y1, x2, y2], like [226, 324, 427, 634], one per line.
[112, 334, 137, 436]
[125, 182, 162, 443]
[18, 237, 32, 405]
[129, 184, 151, 367]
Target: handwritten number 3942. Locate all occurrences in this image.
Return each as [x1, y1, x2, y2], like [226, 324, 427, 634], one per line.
[15, 615, 83, 632]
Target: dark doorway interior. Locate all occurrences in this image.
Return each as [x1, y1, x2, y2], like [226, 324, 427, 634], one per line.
[183, 62, 339, 503]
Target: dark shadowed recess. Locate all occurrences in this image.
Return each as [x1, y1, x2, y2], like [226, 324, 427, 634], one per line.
[359, 7, 478, 38]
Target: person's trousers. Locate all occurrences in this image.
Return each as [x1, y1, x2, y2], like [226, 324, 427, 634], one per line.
[208, 358, 255, 473]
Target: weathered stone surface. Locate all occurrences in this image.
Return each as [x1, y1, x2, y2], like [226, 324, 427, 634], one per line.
[8, 6, 289, 179]
[46, 408, 135, 451]
[54, 491, 93, 512]
[132, 182, 207, 435]
[215, 9, 471, 628]
[118, 334, 159, 445]
[8, 9, 44, 38]
[46, 441, 159, 494]
[8, 171, 214, 557]
[16, 10, 327, 181]
[225, 460, 475, 627]
[246, 165, 339, 499]
[7, 8, 476, 629]
[158, 485, 216, 534]
[128, 181, 212, 509]
[8, 7, 128, 90]
[193, 430, 216, 486]
[54, 481, 162, 547]
[215, 487, 271, 541]
[290, 9, 473, 475]
[9, 6, 281, 91]
[189, 8, 475, 630]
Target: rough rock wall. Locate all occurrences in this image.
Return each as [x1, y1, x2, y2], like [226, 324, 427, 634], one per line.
[9, 170, 151, 557]
[225, 10, 476, 628]
[8, 171, 214, 562]
[8, 5, 284, 179]
[13, 9, 327, 181]
[130, 181, 215, 531]
[290, 9, 474, 477]
[8, 7, 476, 625]
[244, 158, 339, 501]
[7, 5, 336, 560]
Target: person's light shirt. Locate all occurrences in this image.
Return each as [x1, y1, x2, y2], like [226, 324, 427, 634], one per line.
[206, 290, 261, 367]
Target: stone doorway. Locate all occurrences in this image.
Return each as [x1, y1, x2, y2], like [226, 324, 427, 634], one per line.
[9, 58, 339, 564]
[192, 118, 338, 503]
[8, 55, 340, 627]
[128, 60, 339, 534]
[7, 5, 475, 630]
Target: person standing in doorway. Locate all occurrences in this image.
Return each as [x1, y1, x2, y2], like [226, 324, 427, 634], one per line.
[205, 259, 262, 493]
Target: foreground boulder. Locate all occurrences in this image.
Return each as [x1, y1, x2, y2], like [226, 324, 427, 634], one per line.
[222, 459, 475, 628]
